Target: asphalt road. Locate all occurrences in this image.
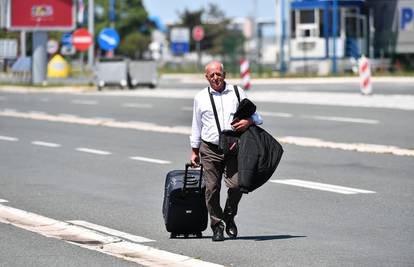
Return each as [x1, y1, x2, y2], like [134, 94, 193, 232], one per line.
[0, 79, 413, 267]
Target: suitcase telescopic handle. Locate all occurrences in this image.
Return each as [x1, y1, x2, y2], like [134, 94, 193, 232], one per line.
[184, 163, 203, 190]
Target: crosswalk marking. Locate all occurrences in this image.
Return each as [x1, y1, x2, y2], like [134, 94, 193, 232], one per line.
[130, 156, 171, 164]
[0, 204, 224, 267]
[71, 99, 98, 105]
[68, 220, 154, 243]
[300, 115, 379, 124]
[270, 179, 376, 194]
[31, 141, 61, 148]
[76, 148, 111, 155]
[122, 103, 153, 108]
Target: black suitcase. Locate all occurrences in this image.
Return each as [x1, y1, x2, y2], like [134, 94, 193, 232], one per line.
[162, 163, 208, 238]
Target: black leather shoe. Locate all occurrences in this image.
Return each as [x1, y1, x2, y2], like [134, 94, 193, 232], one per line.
[224, 217, 238, 238]
[212, 221, 225, 242]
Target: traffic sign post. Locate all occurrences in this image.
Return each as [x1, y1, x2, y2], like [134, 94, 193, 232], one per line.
[192, 26, 204, 70]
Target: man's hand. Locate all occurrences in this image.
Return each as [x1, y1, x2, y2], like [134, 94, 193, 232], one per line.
[191, 148, 200, 167]
[232, 118, 253, 133]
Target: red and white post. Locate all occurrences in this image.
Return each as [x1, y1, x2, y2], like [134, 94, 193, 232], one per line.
[240, 59, 251, 90]
[358, 55, 373, 95]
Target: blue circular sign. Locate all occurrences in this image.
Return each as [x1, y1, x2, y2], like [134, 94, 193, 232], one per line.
[98, 28, 120, 51]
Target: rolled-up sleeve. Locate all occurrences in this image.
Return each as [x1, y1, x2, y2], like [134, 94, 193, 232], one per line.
[190, 96, 202, 148]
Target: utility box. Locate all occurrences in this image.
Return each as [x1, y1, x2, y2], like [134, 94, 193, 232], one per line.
[128, 60, 158, 88]
[95, 57, 128, 90]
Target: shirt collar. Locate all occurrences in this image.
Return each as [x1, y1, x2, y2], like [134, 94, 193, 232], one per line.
[209, 82, 230, 95]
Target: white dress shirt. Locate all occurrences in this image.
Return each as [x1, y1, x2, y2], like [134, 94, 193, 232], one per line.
[190, 83, 263, 148]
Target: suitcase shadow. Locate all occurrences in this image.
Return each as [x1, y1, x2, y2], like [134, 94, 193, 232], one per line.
[234, 235, 306, 241]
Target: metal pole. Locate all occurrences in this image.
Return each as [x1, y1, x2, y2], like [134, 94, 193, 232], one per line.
[196, 41, 201, 70]
[20, 31, 26, 57]
[32, 31, 48, 85]
[280, 0, 287, 74]
[332, 0, 338, 74]
[87, 0, 94, 68]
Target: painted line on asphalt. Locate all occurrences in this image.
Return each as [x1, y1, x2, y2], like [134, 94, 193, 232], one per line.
[122, 103, 153, 109]
[31, 141, 61, 148]
[76, 148, 112, 155]
[300, 115, 379, 124]
[0, 199, 8, 203]
[29, 110, 47, 115]
[270, 179, 376, 194]
[1, 110, 413, 157]
[181, 106, 193, 111]
[0, 135, 18, 141]
[68, 220, 155, 243]
[0, 204, 224, 267]
[260, 111, 293, 118]
[71, 99, 98, 105]
[130, 156, 171, 164]
[278, 136, 414, 157]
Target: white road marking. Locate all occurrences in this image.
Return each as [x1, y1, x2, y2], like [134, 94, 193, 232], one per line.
[1, 109, 413, 157]
[277, 136, 414, 157]
[31, 141, 61, 148]
[130, 156, 171, 164]
[122, 103, 153, 109]
[0, 199, 8, 203]
[260, 111, 293, 118]
[300, 115, 379, 124]
[58, 113, 79, 118]
[181, 106, 193, 111]
[270, 179, 376, 194]
[76, 148, 111, 155]
[68, 220, 154, 243]
[0, 204, 224, 267]
[0, 135, 18, 141]
[71, 99, 97, 105]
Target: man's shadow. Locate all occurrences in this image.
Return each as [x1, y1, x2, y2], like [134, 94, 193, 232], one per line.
[234, 235, 306, 241]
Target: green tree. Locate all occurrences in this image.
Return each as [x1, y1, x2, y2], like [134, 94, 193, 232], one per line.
[94, 0, 150, 58]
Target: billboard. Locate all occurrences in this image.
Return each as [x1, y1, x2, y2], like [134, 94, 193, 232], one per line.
[9, 0, 75, 31]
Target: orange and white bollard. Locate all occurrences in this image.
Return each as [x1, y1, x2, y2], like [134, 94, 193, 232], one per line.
[240, 59, 251, 90]
[358, 55, 373, 95]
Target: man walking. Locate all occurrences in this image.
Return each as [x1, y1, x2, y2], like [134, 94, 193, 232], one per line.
[190, 61, 262, 241]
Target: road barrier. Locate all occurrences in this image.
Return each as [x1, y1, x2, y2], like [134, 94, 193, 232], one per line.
[358, 55, 373, 95]
[240, 59, 251, 90]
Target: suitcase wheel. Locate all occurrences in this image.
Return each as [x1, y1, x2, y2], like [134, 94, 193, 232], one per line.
[196, 232, 202, 238]
[170, 233, 177, 239]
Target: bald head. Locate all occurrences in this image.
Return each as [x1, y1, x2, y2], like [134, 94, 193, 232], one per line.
[205, 61, 226, 92]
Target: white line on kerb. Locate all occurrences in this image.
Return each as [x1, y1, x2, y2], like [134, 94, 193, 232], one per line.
[76, 148, 111, 155]
[68, 220, 154, 243]
[130, 156, 171, 164]
[31, 141, 61, 148]
[1, 110, 414, 157]
[0, 135, 18, 141]
[270, 179, 376, 194]
[0, 204, 224, 267]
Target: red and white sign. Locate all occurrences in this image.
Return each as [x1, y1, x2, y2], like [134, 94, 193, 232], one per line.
[9, 0, 75, 31]
[240, 59, 251, 90]
[72, 28, 93, 52]
[192, 26, 204, 42]
[358, 55, 373, 95]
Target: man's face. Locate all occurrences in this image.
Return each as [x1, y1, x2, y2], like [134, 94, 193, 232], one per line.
[205, 64, 226, 92]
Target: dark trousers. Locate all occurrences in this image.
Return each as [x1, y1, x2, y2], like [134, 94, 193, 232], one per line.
[200, 141, 243, 227]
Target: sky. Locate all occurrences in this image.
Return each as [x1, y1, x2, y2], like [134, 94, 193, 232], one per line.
[142, 0, 277, 24]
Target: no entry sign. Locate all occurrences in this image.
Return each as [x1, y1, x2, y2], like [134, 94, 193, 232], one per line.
[192, 26, 204, 42]
[72, 28, 93, 52]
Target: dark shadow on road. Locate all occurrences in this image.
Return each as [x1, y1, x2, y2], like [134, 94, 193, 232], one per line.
[234, 235, 307, 241]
